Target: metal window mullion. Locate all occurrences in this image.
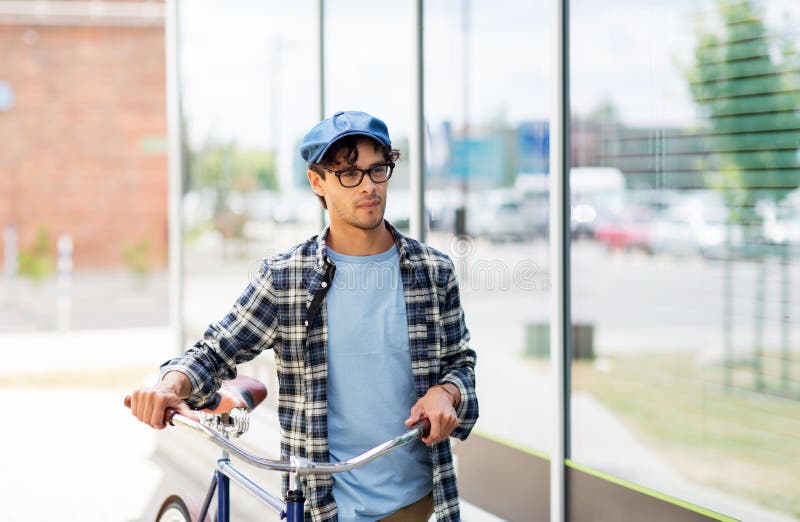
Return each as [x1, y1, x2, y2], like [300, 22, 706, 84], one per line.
[549, 0, 571, 521]
[410, 0, 426, 242]
[166, 0, 184, 355]
[318, 0, 327, 229]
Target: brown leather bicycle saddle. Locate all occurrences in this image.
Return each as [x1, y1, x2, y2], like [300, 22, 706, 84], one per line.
[201, 375, 268, 415]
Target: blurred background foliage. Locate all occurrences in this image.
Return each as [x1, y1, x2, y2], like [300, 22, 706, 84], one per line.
[687, 0, 800, 229]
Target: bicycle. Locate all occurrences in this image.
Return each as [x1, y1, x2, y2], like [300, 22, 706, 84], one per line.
[125, 375, 431, 522]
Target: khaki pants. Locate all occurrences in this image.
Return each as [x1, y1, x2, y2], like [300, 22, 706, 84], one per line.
[379, 492, 434, 522]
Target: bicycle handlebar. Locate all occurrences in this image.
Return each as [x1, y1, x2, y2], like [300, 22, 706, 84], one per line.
[168, 413, 430, 475]
[125, 397, 431, 476]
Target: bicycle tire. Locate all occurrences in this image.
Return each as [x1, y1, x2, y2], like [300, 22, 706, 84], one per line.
[155, 495, 191, 522]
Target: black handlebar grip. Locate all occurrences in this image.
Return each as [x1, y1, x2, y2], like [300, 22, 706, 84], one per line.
[413, 419, 431, 438]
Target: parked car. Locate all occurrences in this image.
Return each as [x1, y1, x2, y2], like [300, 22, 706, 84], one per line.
[648, 192, 745, 259]
[470, 189, 548, 242]
[570, 167, 627, 239]
[594, 204, 654, 253]
[514, 169, 628, 240]
[761, 190, 800, 250]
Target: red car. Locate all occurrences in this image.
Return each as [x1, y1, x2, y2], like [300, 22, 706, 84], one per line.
[594, 206, 654, 253]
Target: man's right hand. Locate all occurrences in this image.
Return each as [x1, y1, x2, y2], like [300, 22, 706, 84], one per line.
[126, 370, 193, 430]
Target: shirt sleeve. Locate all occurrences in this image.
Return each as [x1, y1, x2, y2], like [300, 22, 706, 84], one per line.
[438, 257, 478, 440]
[159, 259, 280, 409]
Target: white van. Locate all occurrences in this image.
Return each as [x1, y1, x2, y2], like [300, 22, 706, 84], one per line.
[514, 167, 627, 238]
[570, 167, 627, 238]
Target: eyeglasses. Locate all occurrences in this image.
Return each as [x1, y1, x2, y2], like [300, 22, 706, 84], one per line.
[319, 162, 395, 188]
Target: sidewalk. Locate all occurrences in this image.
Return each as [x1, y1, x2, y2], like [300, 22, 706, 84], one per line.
[0, 326, 175, 374]
[0, 327, 174, 522]
[0, 272, 168, 333]
[0, 387, 163, 522]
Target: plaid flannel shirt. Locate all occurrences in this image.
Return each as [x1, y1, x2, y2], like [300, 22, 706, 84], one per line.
[161, 221, 478, 521]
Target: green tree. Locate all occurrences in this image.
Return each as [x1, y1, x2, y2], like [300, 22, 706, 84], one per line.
[685, 0, 800, 395]
[189, 140, 280, 214]
[686, 0, 800, 226]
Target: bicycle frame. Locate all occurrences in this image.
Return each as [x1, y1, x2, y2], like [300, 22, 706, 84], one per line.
[168, 412, 429, 522]
[193, 453, 291, 522]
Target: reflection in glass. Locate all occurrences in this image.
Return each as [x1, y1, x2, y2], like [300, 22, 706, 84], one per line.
[425, 0, 553, 456]
[179, 1, 320, 345]
[571, 1, 800, 520]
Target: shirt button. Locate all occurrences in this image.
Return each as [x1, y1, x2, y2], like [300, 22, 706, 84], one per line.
[304, 320, 309, 327]
[321, 281, 328, 288]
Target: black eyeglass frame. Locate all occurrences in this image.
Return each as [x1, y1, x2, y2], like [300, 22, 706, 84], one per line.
[317, 162, 395, 188]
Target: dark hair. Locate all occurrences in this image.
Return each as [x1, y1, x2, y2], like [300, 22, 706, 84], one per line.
[308, 135, 401, 209]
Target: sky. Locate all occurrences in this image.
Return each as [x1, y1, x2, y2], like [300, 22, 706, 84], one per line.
[177, 0, 800, 151]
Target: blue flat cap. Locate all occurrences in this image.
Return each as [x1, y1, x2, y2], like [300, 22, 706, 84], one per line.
[299, 110, 391, 164]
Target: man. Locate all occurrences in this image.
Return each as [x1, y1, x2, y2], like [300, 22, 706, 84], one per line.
[128, 111, 478, 522]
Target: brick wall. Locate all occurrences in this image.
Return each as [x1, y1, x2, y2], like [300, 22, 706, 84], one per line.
[0, 5, 167, 270]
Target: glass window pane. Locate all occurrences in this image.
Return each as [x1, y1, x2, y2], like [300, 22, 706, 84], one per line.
[324, 0, 413, 228]
[570, 1, 800, 520]
[425, 0, 552, 519]
[180, 0, 320, 342]
[426, 0, 552, 451]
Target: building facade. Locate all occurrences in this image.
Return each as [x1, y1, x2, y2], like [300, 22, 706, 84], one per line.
[0, 0, 167, 270]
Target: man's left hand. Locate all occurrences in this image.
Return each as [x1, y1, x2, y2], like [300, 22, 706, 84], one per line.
[405, 385, 460, 445]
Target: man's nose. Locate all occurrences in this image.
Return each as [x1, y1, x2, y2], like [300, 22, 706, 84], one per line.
[359, 173, 379, 192]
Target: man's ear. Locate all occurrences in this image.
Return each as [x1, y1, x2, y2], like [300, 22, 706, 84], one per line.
[307, 169, 325, 198]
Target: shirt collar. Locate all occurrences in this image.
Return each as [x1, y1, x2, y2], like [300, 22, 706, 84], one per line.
[314, 219, 414, 269]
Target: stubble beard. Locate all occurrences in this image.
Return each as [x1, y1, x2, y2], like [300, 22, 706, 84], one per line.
[332, 198, 386, 231]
